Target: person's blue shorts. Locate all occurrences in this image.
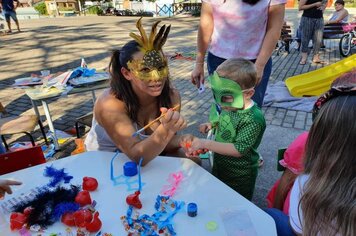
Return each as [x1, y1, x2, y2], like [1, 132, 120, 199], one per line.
[3, 10, 18, 22]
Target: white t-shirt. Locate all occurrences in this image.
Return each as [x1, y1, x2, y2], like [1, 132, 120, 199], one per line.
[289, 174, 344, 236]
[203, 0, 287, 60]
[289, 174, 308, 234]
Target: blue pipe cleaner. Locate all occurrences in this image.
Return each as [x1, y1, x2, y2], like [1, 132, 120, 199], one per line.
[44, 165, 73, 187]
[138, 157, 143, 191]
[110, 152, 145, 191]
[53, 202, 80, 220]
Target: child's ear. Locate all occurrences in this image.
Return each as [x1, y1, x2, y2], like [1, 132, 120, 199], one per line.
[245, 89, 255, 99]
[121, 67, 132, 81]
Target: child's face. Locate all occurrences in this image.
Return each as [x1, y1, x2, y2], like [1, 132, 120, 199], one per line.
[221, 89, 254, 111]
[334, 3, 344, 11]
[209, 72, 254, 110]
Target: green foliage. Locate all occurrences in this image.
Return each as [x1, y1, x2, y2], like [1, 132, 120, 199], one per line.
[34, 2, 48, 15]
[345, 3, 356, 7]
[87, 6, 103, 15]
[344, 0, 355, 5]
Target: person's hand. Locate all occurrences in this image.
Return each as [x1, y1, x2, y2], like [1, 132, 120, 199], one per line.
[186, 138, 209, 157]
[314, 2, 322, 8]
[317, 3, 326, 11]
[191, 63, 205, 88]
[179, 134, 195, 151]
[199, 123, 212, 134]
[159, 107, 187, 134]
[0, 179, 22, 199]
[179, 134, 208, 157]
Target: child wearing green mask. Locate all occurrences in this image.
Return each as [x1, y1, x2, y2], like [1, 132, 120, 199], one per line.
[181, 58, 266, 200]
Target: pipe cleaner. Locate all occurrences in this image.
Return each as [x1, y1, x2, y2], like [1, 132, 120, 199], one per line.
[110, 152, 145, 191]
[44, 165, 73, 187]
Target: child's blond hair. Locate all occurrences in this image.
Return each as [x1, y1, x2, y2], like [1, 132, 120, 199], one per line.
[216, 58, 257, 90]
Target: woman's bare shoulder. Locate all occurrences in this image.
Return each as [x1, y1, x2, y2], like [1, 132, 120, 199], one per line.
[94, 89, 127, 121]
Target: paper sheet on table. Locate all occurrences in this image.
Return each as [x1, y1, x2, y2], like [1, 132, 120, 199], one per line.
[12, 77, 43, 87]
[68, 72, 110, 86]
[47, 71, 73, 87]
[25, 85, 73, 100]
[219, 207, 257, 236]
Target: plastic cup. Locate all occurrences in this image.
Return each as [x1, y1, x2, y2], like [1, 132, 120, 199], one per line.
[40, 70, 50, 77]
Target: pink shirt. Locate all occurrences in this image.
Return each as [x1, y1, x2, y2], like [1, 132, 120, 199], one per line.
[203, 0, 286, 60]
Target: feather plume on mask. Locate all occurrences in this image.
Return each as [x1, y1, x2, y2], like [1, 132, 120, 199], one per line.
[127, 17, 171, 81]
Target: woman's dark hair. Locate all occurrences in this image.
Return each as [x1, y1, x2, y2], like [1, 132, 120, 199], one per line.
[109, 40, 172, 123]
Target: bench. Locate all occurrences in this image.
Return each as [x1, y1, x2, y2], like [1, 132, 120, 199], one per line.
[323, 22, 346, 39]
[276, 24, 293, 55]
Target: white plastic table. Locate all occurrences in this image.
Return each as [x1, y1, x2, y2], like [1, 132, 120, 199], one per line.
[0, 151, 277, 236]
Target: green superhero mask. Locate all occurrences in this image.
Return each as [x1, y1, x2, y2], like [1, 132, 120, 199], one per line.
[209, 71, 245, 109]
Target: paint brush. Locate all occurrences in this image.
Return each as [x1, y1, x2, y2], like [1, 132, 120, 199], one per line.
[132, 104, 180, 137]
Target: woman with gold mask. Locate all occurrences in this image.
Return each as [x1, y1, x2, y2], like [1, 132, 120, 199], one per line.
[85, 18, 194, 165]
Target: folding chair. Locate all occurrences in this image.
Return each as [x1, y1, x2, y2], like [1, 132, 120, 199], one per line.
[0, 146, 46, 175]
[277, 148, 287, 172]
[0, 102, 48, 151]
[198, 129, 215, 168]
[75, 112, 93, 138]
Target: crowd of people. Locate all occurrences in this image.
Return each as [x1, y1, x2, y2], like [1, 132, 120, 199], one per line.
[1, 1, 355, 235]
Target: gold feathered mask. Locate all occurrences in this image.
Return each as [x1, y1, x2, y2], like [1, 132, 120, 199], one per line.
[127, 18, 171, 81]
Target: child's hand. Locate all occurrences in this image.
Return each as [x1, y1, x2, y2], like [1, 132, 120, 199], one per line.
[186, 148, 209, 158]
[179, 134, 195, 151]
[199, 123, 212, 134]
[179, 135, 208, 157]
[0, 179, 22, 199]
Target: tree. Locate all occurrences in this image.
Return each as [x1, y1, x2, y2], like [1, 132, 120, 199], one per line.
[34, 2, 48, 15]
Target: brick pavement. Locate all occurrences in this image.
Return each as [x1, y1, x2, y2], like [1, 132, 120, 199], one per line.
[1, 13, 348, 137]
[0, 13, 353, 206]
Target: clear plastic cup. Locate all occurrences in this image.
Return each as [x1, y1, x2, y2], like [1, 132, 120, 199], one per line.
[40, 70, 50, 77]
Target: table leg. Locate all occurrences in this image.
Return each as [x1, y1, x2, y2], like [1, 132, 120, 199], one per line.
[30, 99, 42, 123]
[41, 100, 60, 150]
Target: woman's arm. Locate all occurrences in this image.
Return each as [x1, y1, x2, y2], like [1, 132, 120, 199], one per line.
[326, 9, 349, 24]
[273, 169, 297, 210]
[255, 4, 285, 82]
[191, 2, 214, 87]
[164, 89, 184, 152]
[299, 0, 322, 11]
[95, 92, 185, 166]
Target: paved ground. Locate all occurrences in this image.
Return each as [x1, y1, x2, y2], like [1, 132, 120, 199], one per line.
[0, 10, 354, 207]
